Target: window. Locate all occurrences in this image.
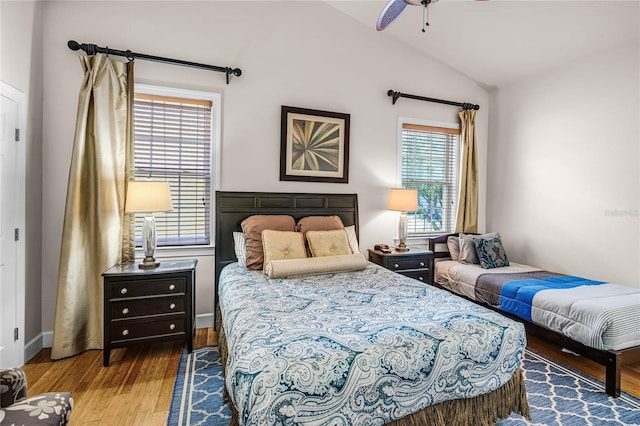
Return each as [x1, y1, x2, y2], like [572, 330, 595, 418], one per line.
[400, 120, 460, 235]
[133, 85, 220, 247]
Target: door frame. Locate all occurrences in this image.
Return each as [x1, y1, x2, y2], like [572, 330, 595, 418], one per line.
[1, 81, 26, 367]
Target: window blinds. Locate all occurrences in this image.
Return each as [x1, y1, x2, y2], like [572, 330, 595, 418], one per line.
[133, 93, 212, 246]
[401, 123, 459, 234]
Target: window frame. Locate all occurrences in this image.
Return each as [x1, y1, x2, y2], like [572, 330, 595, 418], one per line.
[396, 116, 460, 239]
[133, 84, 221, 256]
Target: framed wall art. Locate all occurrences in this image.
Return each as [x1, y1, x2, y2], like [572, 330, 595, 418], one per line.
[280, 105, 350, 183]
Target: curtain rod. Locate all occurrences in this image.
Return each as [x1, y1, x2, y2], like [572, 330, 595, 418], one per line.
[387, 90, 479, 111]
[67, 40, 242, 85]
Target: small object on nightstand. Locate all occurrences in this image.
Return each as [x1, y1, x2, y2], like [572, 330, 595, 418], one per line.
[368, 247, 432, 283]
[374, 243, 391, 253]
[102, 259, 197, 367]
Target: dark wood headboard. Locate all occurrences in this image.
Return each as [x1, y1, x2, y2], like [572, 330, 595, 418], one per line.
[214, 191, 359, 322]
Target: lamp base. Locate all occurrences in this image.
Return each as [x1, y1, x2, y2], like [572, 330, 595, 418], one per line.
[139, 256, 160, 269]
[395, 244, 410, 252]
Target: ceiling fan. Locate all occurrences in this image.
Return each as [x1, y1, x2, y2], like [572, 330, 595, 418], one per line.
[377, 0, 484, 32]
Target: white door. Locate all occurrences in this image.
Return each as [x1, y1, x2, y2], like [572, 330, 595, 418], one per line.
[0, 82, 25, 368]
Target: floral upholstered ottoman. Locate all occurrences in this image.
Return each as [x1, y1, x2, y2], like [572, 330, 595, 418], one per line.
[0, 368, 73, 425]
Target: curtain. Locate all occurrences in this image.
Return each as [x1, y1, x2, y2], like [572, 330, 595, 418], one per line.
[455, 109, 478, 234]
[51, 54, 134, 360]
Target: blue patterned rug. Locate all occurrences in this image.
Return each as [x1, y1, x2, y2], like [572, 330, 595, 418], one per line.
[167, 346, 640, 426]
[167, 346, 231, 426]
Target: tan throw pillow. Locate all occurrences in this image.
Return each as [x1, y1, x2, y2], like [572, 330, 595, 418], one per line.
[266, 253, 368, 279]
[241, 215, 296, 270]
[306, 229, 351, 257]
[458, 232, 498, 264]
[261, 230, 307, 273]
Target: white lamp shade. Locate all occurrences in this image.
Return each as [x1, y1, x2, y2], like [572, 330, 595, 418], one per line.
[125, 181, 173, 213]
[388, 188, 418, 212]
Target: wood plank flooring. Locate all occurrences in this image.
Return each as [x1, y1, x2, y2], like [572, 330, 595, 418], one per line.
[21, 329, 640, 426]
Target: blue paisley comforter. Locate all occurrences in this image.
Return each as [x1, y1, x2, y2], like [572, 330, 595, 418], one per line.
[219, 263, 526, 425]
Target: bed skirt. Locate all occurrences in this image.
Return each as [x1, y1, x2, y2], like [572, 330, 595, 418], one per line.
[216, 307, 530, 426]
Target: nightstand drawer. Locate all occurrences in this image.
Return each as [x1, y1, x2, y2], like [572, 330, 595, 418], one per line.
[111, 318, 185, 342]
[387, 257, 429, 271]
[110, 296, 185, 319]
[400, 269, 428, 282]
[368, 248, 433, 284]
[108, 277, 186, 299]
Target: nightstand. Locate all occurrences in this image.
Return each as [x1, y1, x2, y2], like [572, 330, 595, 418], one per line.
[368, 247, 432, 284]
[102, 259, 197, 366]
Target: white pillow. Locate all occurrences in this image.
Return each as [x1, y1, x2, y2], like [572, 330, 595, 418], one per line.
[233, 232, 247, 267]
[344, 225, 360, 254]
[447, 236, 460, 261]
[458, 232, 498, 264]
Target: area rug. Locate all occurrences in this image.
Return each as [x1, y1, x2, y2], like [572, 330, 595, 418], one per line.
[167, 345, 231, 426]
[167, 346, 640, 426]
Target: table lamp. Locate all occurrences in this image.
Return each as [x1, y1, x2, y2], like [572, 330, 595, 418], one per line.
[388, 188, 418, 252]
[125, 181, 173, 269]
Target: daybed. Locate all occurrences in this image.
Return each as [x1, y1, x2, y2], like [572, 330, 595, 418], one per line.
[428, 232, 640, 397]
[214, 191, 530, 425]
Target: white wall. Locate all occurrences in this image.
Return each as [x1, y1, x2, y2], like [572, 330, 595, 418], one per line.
[41, 1, 489, 336]
[0, 0, 44, 346]
[487, 39, 639, 288]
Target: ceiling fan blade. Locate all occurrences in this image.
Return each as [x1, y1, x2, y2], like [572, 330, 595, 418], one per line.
[376, 0, 414, 31]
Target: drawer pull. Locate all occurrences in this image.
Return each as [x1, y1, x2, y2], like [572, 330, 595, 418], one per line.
[418, 276, 424, 281]
[394, 264, 400, 269]
[122, 308, 129, 315]
[169, 323, 176, 330]
[419, 261, 425, 267]
[169, 303, 176, 310]
[169, 284, 176, 291]
[120, 288, 128, 295]
[122, 329, 129, 336]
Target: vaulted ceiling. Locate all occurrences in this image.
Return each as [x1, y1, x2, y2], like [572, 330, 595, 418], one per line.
[326, 0, 639, 89]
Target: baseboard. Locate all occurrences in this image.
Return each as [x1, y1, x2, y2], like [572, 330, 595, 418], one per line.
[196, 313, 214, 329]
[42, 331, 53, 348]
[24, 333, 44, 363]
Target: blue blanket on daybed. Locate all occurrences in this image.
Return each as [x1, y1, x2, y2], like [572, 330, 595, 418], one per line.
[500, 275, 604, 321]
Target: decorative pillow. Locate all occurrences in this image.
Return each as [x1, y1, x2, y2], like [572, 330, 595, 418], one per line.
[233, 232, 247, 267]
[241, 215, 296, 270]
[473, 234, 510, 269]
[306, 229, 352, 257]
[458, 232, 498, 264]
[266, 253, 368, 279]
[344, 225, 360, 254]
[447, 236, 460, 261]
[261, 230, 307, 273]
[296, 215, 345, 234]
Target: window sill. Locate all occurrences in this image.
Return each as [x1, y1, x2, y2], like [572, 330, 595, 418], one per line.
[135, 245, 215, 258]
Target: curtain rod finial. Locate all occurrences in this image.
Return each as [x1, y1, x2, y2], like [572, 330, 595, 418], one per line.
[68, 40, 81, 51]
[387, 90, 401, 105]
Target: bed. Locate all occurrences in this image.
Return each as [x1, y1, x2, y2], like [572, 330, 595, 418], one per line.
[214, 191, 530, 425]
[428, 232, 640, 398]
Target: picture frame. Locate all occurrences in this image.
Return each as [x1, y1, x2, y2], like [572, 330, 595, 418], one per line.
[280, 105, 350, 183]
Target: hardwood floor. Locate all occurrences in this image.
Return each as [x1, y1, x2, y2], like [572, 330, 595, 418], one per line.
[23, 328, 217, 426]
[22, 328, 640, 426]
